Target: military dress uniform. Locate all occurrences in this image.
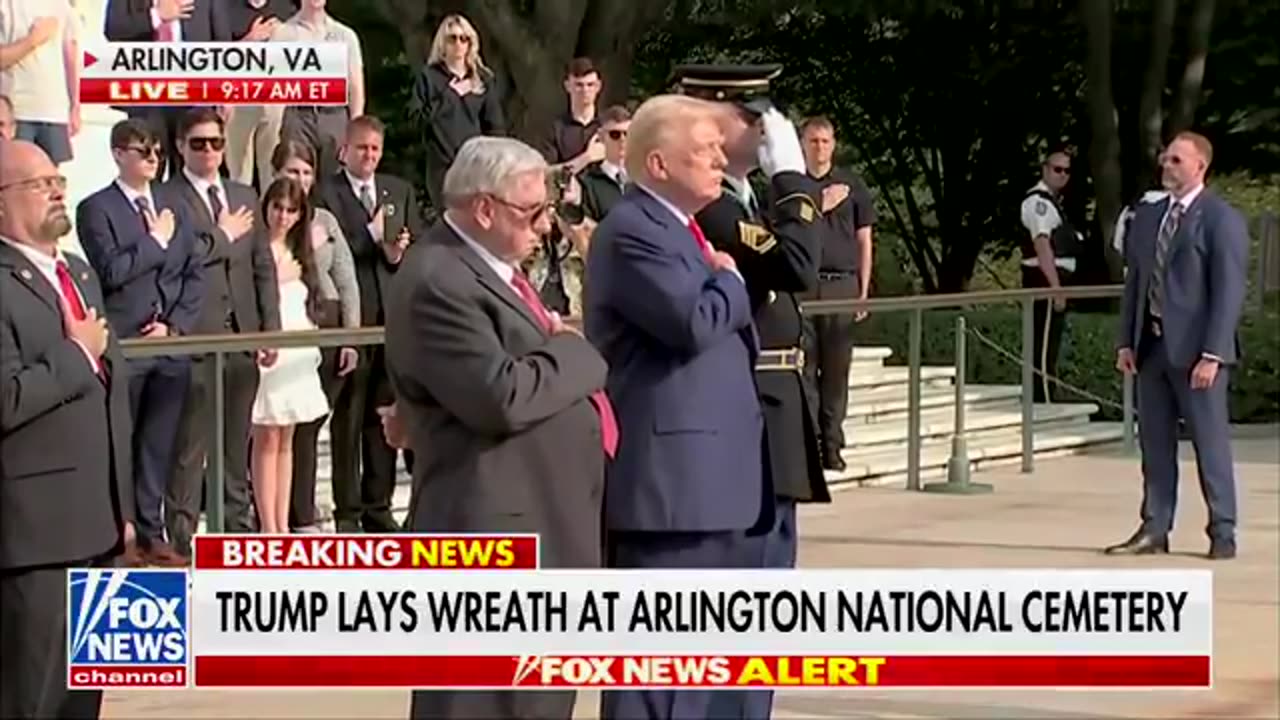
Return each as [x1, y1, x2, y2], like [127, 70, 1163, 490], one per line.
[679, 65, 831, 573]
[1019, 180, 1082, 403]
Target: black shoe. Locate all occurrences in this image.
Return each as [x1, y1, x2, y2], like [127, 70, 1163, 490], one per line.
[1103, 530, 1169, 555]
[1207, 540, 1236, 560]
[823, 455, 847, 472]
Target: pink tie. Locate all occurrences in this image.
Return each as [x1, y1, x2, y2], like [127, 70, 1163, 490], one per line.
[688, 218, 715, 263]
[510, 271, 619, 458]
[155, 21, 174, 41]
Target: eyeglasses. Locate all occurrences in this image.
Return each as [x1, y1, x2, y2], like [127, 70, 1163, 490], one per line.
[0, 174, 67, 194]
[120, 145, 163, 160]
[1048, 165, 1070, 175]
[446, 33, 471, 44]
[607, 129, 628, 141]
[489, 195, 552, 224]
[188, 136, 226, 152]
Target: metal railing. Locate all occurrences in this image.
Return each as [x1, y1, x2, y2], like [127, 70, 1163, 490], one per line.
[122, 285, 1128, 530]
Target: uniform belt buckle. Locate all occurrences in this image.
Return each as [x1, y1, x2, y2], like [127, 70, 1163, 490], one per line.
[757, 348, 804, 372]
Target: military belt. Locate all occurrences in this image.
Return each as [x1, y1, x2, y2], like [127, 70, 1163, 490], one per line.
[756, 348, 804, 372]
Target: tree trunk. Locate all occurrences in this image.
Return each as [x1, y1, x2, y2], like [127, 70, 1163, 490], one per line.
[1167, 0, 1216, 134]
[576, 1, 671, 106]
[1137, 0, 1177, 178]
[1081, 0, 1124, 279]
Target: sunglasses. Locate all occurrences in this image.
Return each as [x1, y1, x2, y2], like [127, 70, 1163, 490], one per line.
[1048, 165, 1070, 175]
[606, 129, 627, 141]
[188, 136, 226, 152]
[490, 195, 552, 225]
[446, 33, 471, 43]
[120, 144, 163, 160]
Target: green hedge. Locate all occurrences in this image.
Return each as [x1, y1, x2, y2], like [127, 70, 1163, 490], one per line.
[855, 298, 1280, 423]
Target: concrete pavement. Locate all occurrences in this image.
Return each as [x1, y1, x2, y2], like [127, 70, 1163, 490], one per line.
[103, 430, 1279, 719]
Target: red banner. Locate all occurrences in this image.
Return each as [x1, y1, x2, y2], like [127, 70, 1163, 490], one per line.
[194, 654, 1211, 689]
[193, 535, 540, 570]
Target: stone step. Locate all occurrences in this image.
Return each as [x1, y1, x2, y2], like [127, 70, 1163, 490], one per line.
[845, 384, 1024, 425]
[848, 365, 956, 392]
[841, 401, 1097, 450]
[826, 421, 1126, 488]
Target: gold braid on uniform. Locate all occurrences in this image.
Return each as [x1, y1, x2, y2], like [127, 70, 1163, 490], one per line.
[774, 191, 820, 223]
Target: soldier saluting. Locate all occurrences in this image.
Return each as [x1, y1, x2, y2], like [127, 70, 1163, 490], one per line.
[676, 64, 830, 573]
[1019, 147, 1082, 403]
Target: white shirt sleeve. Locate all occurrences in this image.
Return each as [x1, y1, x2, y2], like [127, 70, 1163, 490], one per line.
[1020, 195, 1061, 240]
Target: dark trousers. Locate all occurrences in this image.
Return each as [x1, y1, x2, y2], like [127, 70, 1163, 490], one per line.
[329, 346, 400, 532]
[801, 274, 860, 460]
[602, 530, 769, 720]
[168, 352, 261, 550]
[282, 107, 348, 180]
[290, 344, 347, 529]
[1136, 329, 1237, 543]
[1021, 266, 1070, 403]
[0, 556, 111, 719]
[126, 356, 190, 547]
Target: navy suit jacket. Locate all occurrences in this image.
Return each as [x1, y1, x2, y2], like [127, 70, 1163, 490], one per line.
[1117, 188, 1249, 368]
[76, 182, 205, 339]
[583, 186, 764, 533]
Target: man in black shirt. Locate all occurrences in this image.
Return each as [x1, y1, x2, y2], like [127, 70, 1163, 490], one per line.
[799, 116, 876, 472]
[541, 57, 604, 173]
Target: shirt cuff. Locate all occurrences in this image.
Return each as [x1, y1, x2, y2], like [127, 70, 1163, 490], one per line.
[71, 338, 101, 374]
[1201, 352, 1223, 363]
[366, 220, 382, 243]
[150, 7, 162, 29]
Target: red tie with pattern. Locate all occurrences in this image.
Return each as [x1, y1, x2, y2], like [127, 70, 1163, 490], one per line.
[687, 217, 715, 263]
[56, 260, 105, 379]
[509, 271, 619, 458]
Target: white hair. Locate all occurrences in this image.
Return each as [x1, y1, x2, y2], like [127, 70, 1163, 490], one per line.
[442, 136, 547, 207]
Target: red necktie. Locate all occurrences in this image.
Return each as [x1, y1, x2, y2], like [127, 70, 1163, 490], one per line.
[687, 218, 715, 263]
[155, 20, 175, 41]
[510, 271, 619, 458]
[56, 261, 104, 379]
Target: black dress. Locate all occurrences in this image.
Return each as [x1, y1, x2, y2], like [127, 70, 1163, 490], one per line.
[409, 63, 506, 211]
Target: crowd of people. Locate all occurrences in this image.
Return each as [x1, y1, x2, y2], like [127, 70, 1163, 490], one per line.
[0, 1, 1252, 719]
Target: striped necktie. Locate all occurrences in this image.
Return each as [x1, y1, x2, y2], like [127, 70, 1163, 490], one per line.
[1147, 201, 1184, 319]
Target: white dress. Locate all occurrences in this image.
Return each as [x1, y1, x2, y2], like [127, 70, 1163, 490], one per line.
[252, 279, 329, 426]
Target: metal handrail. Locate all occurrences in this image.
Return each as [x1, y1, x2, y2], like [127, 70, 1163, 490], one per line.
[125, 284, 1129, 531]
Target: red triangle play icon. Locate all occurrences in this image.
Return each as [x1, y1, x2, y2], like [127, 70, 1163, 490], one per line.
[83, 51, 98, 68]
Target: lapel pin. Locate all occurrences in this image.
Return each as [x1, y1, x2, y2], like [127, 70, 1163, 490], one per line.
[80, 272, 89, 281]
[20, 269, 32, 280]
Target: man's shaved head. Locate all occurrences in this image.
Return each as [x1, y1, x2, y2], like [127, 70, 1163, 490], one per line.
[0, 140, 71, 249]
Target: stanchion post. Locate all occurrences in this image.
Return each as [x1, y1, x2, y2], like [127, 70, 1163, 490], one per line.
[208, 351, 226, 533]
[1021, 297, 1034, 472]
[906, 308, 923, 491]
[925, 315, 993, 494]
[1122, 370, 1136, 454]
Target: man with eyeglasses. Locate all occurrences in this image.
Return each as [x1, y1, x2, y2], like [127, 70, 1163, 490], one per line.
[75, 118, 205, 567]
[165, 107, 280, 551]
[0, 139, 133, 719]
[1019, 147, 1082, 403]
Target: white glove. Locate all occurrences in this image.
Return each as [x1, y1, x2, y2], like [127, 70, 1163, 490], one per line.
[756, 108, 806, 177]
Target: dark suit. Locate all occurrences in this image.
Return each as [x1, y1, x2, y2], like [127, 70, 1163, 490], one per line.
[583, 186, 764, 720]
[579, 161, 627, 222]
[386, 221, 605, 719]
[696, 172, 828, 573]
[315, 170, 420, 531]
[105, 0, 233, 178]
[165, 173, 279, 546]
[76, 181, 205, 548]
[1117, 188, 1249, 546]
[0, 242, 132, 719]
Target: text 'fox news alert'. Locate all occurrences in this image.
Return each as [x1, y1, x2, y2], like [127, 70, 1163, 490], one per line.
[67, 569, 189, 689]
[78, 42, 348, 106]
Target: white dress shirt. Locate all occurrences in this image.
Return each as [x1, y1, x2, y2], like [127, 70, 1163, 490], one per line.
[0, 236, 100, 372]
[150, 7, 183, 42]
[346, 170, 382, 241]
[182, 167, 227, 221]
[115, 179, 167, 249]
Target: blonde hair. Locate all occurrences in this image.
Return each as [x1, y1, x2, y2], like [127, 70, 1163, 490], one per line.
[624, 94, 719, 181]
[427, 15, 493, 92]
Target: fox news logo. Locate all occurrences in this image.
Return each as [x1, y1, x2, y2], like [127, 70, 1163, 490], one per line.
[67, 569, 189, 689]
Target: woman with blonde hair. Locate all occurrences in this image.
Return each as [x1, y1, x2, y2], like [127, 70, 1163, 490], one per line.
[409, 13, 506, 209]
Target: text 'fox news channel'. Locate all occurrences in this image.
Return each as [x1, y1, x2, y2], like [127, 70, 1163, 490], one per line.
[68, 535, 1214, 691]
[77, 42, 349, 106]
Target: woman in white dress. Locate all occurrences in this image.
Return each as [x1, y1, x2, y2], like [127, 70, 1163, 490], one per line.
[250, 178, 330, 533]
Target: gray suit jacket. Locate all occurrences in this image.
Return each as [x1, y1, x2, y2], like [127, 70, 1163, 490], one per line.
[164, 175, 281, 335]
[1117, 188, 1249, 368]
[0, 243, 133, 570]
[384, 222, 607, 569]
